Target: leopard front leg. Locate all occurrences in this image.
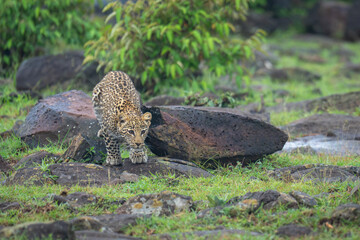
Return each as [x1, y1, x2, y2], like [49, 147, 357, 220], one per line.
[102, 132, 122, 166]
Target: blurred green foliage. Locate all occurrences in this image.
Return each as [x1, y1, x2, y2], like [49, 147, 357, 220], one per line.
[85, 0, 265, 94]
[0, 0, 101, 77]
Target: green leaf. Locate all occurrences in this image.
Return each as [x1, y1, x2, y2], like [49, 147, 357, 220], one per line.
[141, 71, 147, 85]
[192, 30, 202, 44]
[166, 30, 173, 44]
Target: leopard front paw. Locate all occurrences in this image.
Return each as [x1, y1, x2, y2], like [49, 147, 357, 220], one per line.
[105, 155, 122, 166]
[129, 149, 147, 164]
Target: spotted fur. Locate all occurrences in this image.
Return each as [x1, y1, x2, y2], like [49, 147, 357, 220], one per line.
[92, 71, 152, 165]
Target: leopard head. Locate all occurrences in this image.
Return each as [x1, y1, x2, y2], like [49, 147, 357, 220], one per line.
[117, 112, 152, 151]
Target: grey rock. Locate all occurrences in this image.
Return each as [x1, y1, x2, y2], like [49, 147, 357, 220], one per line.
[18, 90, 101, 147]
[0, 155, 13, 175]
[91, 214, 144, 233]
[290, 191, 317, 207]
[66, 192, 98, 207]
[0, 201, 21, 211]
[276, 224, 313, 237]
[14, 151, 59, 169]
[0, 221, 74, 240]
[257, 67, 321, 83]
[75, 230, 141, 240]
[16, 51, 103, 91]
[268, 91, 360, 114]
[48, 162, 122, 187]
[143, 105, 287, 166]
[200, 190, 300, 218]
[120, 157, 212, 178]
[269, 164, 360, 183]
[281, 114, 360, 139]
[5, 158, 211, 187]
[62, 133, 106, 164]
[331, 203, 360, 223]
[117, 191, 193, 216]
[153, 229, 263, 239]
[5, 167, 56, 186]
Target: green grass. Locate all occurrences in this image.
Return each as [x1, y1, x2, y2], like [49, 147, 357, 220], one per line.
[1, 33, 360, 239]
[1, 154, 360, 239]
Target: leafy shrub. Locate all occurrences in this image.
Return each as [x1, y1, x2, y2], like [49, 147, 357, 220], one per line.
[84, 0, 265, 94]
[0, 0, 100, 77]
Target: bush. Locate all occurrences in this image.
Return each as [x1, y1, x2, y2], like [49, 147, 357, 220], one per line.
[0, 0, 100, 77]
[84, 0, 265, 94]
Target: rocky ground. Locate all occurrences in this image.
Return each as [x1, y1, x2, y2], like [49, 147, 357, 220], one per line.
[1, 31, 360, 239]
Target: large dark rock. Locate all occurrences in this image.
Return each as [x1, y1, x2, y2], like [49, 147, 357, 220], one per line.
[0, 221, 74, 240]
[117, 191, 193, 216]
[268, 91, 360, 114]
[143, 106, 288, 166]
[18, 90, 101, 147]
[306, 1, 350, 39]
[5, 158, 211, 186]
[282, 114, 360, 138]
[16, 51, 103, 91]
[345, 0, 360, 41]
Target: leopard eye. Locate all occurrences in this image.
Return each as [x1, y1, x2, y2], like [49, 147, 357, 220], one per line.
[128, 130, 135, 135]
[141, 130, 146, 135]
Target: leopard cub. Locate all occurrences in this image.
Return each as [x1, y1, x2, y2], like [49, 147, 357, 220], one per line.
[92, 71, 152, 165]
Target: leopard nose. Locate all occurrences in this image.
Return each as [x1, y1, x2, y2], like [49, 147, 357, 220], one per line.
[135, 143, 141, 147]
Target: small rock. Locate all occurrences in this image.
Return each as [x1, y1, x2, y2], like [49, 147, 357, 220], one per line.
[269, 165, 360, 183]
[70, 217, 105, 232]
[91, 214, 144, 233]
[276, 224, 313, 238]
[260, 67, 321, 83]
[290, 191, 317, 207]
[14, 151, 58, 169]
[0, 155, 13, 175]
[0, 221, 74, 240]
[66, 192, 98, 208]
[331, 203, 360, 223]
[62, 133, 106, 164]
[5, 167, 56, 186]
[268, 91, 360, 114]
[282, 114, 360, 139]
[117, 191, 193, 216]
[0, 201, 21, 211]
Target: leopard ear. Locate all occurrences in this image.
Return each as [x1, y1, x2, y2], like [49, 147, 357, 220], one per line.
[142, 112, 152, 122]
